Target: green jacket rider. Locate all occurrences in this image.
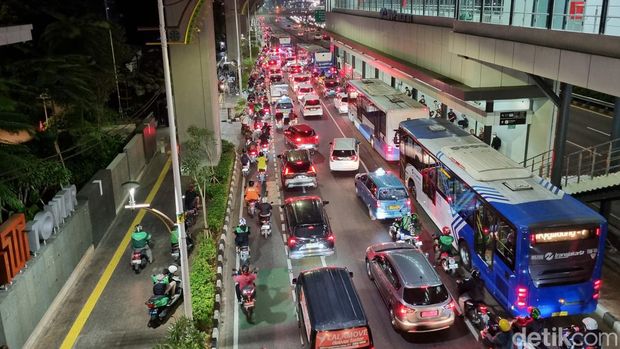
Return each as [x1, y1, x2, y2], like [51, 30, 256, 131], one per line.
[131, 225, 153, 263]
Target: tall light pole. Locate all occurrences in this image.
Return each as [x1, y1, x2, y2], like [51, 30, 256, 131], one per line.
[234, 0, 243, 95]
[156, 0, 193, 319]
[103, 0, 124, 117]
[247, 3, 252, 62]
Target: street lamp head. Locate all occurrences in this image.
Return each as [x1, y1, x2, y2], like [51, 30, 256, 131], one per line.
[122, 181, 141, 206]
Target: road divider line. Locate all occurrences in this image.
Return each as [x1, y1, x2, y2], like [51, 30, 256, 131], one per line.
[320, 255, 327, 267]
[320, 99, 369, 172]
[587, 126, 611, 137]
[60, 158, 171, 349]
[233, 175, 246, 349]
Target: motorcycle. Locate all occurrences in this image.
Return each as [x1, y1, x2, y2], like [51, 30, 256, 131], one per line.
[131, 247, 150, 274]
[184, 208, 198, 231]
[257, 170, 267, 184]
[259, 211, 272, 238]
[171, 236, 194, 262]
[242, 162, 250, 177]
[146, 277, 183, 327]
[247, 199, 257, 217]
[233, 268, 258, 323]
[389, 222, 422, 248]
[237, 244, 251, 266]
[438, 249, 459, 276]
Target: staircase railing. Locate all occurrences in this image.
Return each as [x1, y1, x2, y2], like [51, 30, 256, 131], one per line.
[562, 139, 620, 187]
[521, 150, 554, 178]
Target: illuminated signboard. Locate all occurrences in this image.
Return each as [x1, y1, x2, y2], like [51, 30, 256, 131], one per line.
[533, 229, 592, 243]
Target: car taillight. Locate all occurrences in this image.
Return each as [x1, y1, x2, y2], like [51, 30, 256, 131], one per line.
[396, 303, 414, 318]
[309, 165, 316, 173]
[284, 167, 290, 175]
[330, 155, 337, 161]
[327, 235, 335, 242]
[593, 279, 602, 300]
[516, 287, 527, 308]
[288, 237, 297, 248]
[596, 227, 601, 236]
[405, 199, 411, 206]
[295, 137, 302, 142]
[314, 135, 319, 141]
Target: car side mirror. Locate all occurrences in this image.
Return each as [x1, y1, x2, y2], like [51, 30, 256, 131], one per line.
[349, 271, 354, 278]
[323, 200, 330, 205]
[291, 277, 297, 284]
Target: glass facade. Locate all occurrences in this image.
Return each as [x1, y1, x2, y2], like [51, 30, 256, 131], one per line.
[329, 0, 620, 35]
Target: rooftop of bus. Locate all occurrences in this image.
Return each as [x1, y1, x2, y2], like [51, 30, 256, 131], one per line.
[348, 79, 426, 112]
[399, 118, 605, 227]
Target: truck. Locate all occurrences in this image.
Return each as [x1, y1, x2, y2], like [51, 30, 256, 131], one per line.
[297, 44, 333, 75]
[270, 82, 289, 103]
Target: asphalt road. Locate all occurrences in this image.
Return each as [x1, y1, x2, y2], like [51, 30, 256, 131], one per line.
[566, 105, 613, 155]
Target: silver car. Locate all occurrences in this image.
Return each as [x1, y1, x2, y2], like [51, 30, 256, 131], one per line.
[365, 242, 455, 333]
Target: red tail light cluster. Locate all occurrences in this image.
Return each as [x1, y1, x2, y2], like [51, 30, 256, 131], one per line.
[396, 303, 414, 318]
[593, 279, 602, 300]
[327, 235, 335, 242]
[287, 237, 297, 248]
[309, 165, 316, 174]
[516, 287, 528, 308]
[295, 137, 302, 142]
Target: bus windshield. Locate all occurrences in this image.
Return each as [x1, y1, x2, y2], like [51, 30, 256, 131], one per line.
[528, 226, 599, 287]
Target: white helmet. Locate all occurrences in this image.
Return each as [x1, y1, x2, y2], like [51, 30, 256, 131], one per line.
[239, 218, 247, 226]
[261, 197, 268, 203]
[168, 265, 178, 274]
[582, 317, 598, 331]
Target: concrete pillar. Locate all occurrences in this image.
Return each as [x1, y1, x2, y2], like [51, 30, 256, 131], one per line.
[550, 83, 573, 186]
[611, 97, 620, 141]
[168, 0, 222, 161]
[225, 0, 247, 63]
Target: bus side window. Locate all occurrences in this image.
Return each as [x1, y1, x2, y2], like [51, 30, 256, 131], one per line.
[475, 203, 497, 267]
[495, 218, 516, 270]
[422, 165, 437, 203]
[436, 166, 454, 199]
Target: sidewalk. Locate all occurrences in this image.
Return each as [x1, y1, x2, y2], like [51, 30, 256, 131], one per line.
[597, 252, 620, 333]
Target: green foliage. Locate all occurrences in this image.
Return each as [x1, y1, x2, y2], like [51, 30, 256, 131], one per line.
[154, 316, 206, 349]
[65, 130, 124, 187]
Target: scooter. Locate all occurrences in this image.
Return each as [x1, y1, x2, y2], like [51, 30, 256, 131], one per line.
[233, 268, 258, 323]
[438, 249, 459, 276]
[242, 162, 250, 177]
[131, 248, 150, 274]
[237, 244, 251, 266]
[257, 170, 267, 184]
[146, 277, 183, 327]
[171, 236, 194, 262]
[247, 199, 257, 217]
[259, 211, 272, 238]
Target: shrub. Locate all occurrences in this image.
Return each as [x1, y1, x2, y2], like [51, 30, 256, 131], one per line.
[154, 316, 206, 349]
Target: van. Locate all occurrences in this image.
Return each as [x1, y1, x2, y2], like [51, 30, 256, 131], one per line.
[293, 267, 374, 349]
[354, 168, 411, 220]
[329, 138, 360, 171]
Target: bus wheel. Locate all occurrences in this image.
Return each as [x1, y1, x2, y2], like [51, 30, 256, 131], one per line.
[459, 240, 472, 271]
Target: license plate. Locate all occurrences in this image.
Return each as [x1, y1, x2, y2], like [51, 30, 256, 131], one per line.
[296, 175, 307, 179]
[300, 144, 313, 149]
[552, 311, 568, 317]
[305, 243, 320, 249]
[421, 310, 438, 318]
[388, 205, 401, 210]
[149, 309, 158, 315]
[131, 259, 142, 264]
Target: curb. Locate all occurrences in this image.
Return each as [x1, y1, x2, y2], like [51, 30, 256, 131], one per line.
[595, 303, 620, 334]
[211, 153, 239, 349]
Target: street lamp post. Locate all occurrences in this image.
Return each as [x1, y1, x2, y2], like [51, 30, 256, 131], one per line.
[156, 0, 193, 319]
[234, 0, 243, 95]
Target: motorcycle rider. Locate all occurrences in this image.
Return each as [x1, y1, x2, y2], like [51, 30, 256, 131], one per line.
[151, 265, 178, 298]
[257, 197, 273, 222]
[234, 264, 257, 304]
[435, 226, 455, 265]
[565, 317, 601, 349]
[241, 149, 251, 168]
[245, 180, 260, 204]
[513, 306, 543, 335]
[234, 218, 251, 249]
[484, 318, 513, 349]
[257, 152, 268, 173]
[398, 211, 416, 237]
[131, 225, 153, 263]
[259, 128, 270, 149]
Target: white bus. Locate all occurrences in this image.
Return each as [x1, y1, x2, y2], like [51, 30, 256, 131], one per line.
[347, 79, 428, 161]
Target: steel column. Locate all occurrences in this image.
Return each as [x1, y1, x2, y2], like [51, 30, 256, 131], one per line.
[550, 83, 573, 186]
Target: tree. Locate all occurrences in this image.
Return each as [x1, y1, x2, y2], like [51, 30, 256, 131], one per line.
[181, 126, 219, 237]
[154, 316, 206, 349]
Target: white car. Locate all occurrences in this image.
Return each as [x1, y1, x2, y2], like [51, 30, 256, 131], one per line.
[329, 138, 360, 171]
[301, 94, 323, 118]
[296, 83, 315, 101]
[291, 73, 311, 92]
[334, 93, 349, 114]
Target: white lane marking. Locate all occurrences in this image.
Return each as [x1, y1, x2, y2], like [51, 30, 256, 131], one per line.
[572, 104, 613, 119]
[320, 98, 370, 172]
[587, 126, 611, 137]
[233, 175, 245, 349]
[320, 255, 327, 267]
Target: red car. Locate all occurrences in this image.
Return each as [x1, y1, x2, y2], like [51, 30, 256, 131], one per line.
[284, 124, 319, 153]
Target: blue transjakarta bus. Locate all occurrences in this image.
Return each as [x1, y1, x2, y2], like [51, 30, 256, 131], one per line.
[398, 118, 606, 318]
[347, 79, 427, 161]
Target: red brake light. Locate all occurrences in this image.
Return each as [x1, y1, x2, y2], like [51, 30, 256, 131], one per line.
[516, 287, 527, 307]
[146, 302, 155, 309]
[284, 167, 290, 175]
[406, 199, 411, 206]
[376, 201, 380, 208]
[596, 227, 601, 236]
[327, 235, 335, 242]
[594, 279, 602, 290]
[309, 165, 316, 173]
[314, 135, 319, 141]
[288, 237, 297, 248]
[296, 137, 302, 142]
[530, 234, 536, 245]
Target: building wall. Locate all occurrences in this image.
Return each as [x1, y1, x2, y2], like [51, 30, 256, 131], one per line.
[0, 204, 92, 349]
[170, 0, 222, 159]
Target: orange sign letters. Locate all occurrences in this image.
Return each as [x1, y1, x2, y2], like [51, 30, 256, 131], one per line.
[0, 214, 31, 285]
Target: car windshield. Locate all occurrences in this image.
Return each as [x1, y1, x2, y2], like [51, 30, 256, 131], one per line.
[340, 97, 349, 103]
[325, 81, 338, 87]
[332, 150, 355, 157]
[295, 224, 328, 238]
[271, 76, 282, 82]
[378, 188, 408, 200]
[299, 87, 312, 93]
[286, 150, 310, 162]
[277, 102, 293, 110]
[295, 76, 309, 82]
[404, 285, 449, 306]
[305, 99, 320, 106]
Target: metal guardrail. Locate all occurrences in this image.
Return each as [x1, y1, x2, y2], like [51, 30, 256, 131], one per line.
[562, 139, 620, 187]
[521, 150, 554, 178]
[572, 93, 615, 109]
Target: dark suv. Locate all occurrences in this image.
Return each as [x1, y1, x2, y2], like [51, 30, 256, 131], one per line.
[278, 149, 317, 190]
[284, 196, 335, 259]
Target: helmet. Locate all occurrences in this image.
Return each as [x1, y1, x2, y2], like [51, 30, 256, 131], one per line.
[135, 225, 143, 232]
[259, 152, 264, 156]
[168, 265, 178, 274]
[442, 227, 451, 236]
[239, 218, 247, 226]
[261, 197, 268, 203]
[498, 319, 511, 332]
[529, 307, 541, 320]
[582, 317, 598, 331]
[248, 180, 255, 187]
[471, 269, 480, 279]
[241, 264, 250, 275]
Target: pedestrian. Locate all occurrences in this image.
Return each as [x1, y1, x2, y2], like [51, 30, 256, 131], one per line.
[447, 108, 457, 123]
[491, 132, 502, 150]
[477, 127, 484, 140]
[405, 87, 411, 97]
[419, 95, 426, 106]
